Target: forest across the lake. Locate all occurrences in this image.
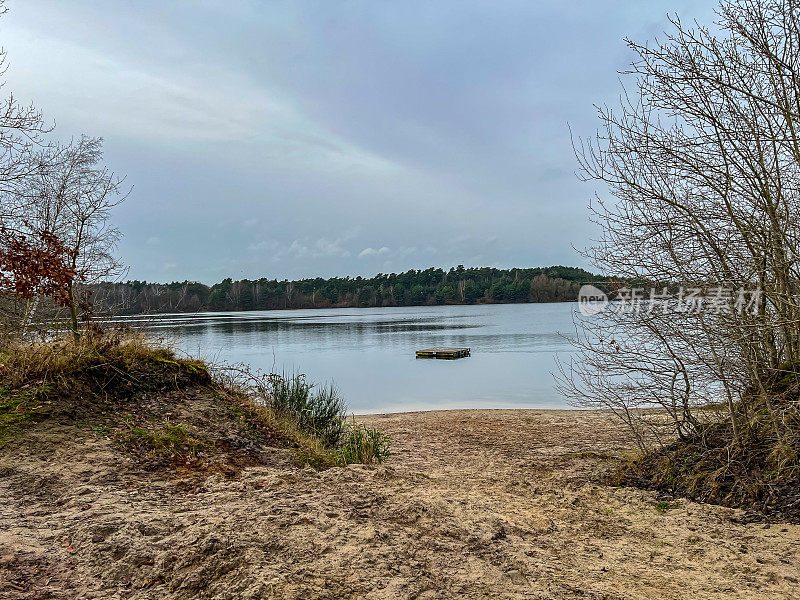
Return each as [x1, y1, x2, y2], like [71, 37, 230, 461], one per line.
[90, 265, 605, 314]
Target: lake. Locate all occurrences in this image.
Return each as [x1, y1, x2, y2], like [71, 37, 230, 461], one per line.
[121, 302, 577, 414]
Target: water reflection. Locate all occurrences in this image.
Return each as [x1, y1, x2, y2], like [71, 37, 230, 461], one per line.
[113, 303, 577, 413]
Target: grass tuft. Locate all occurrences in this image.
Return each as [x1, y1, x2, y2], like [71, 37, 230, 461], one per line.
[654, 500, 672, 513]
[337, 422, 392, 465]
[267, 373, 346, 447]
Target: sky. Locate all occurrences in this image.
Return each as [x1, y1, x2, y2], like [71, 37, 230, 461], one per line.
[0, 0, 718, 284]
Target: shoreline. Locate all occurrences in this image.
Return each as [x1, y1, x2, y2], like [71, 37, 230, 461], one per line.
[355, 407, 599, 415]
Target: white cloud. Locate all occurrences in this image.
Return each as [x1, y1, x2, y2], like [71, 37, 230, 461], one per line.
[359, 246, 390, 258]
[146, 236, 161, 246]
[313, 237, 351, 258]
[287, 239, 309, 258]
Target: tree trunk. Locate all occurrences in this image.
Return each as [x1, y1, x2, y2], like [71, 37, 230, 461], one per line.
[68, 282, 79, 344]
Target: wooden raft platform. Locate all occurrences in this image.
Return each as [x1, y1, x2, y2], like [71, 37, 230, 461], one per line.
[415, 347, 471, 359]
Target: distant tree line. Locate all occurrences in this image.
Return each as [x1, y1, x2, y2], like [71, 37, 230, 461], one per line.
[89, 265, 604, 314]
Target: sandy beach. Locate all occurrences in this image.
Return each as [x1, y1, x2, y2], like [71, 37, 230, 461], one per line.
[2, 408, 799, 599]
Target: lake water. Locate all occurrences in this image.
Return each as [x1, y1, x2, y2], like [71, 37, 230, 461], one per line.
[122, 303, 578, 414]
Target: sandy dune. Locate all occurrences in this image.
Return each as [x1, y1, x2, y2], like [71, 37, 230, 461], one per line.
[2, 409, 799, 599]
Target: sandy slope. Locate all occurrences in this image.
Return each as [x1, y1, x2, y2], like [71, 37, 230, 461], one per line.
[2, 408, 799, 599]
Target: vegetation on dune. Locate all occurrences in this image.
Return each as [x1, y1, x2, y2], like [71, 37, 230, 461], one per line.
[0, 332, 203, 388]
[0, 333, 217, 457]
[0, 332, 390, 468]
[614, 372, 800, 518]
[217, 364, 391, 466]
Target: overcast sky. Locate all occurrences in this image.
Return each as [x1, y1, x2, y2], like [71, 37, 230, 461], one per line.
[1, 0, 717, 283]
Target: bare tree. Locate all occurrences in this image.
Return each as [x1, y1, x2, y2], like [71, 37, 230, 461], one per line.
[0, 0, 58, 335]
[18, 136, 128, 340]
[559, 0, 800, 453]
[0, 1, 53, 196]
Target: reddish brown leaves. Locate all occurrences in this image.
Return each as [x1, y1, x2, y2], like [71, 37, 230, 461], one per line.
[0, 227, 76, 306]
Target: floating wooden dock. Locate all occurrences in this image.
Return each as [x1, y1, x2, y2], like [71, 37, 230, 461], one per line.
[415, 347, 471, 359]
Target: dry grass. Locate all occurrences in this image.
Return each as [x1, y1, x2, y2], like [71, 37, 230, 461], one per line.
[0, 331, 207, 390]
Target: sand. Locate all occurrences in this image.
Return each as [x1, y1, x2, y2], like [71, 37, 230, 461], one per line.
[2, 408, 799, 599]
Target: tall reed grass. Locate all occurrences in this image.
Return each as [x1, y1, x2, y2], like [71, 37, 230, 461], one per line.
[266, 372, 346, 447]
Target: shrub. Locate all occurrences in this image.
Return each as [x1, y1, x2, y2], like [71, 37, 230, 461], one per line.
[219, 366, 347, 448]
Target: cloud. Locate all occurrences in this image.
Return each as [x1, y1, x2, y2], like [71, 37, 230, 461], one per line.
[287, 239, 309, 258]
[358, 246, 390, 258]
[2, 21, 402, 178]
[314, 238, 352, 258]
[4, 0, 712, 282]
